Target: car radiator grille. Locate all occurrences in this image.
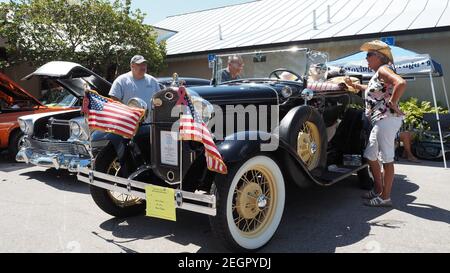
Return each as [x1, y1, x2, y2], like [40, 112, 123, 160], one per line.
[48, 118, 71, 141]
[29, 138, 89, 156]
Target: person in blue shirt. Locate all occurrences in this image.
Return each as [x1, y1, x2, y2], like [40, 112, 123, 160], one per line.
[109, 55, 161, 123]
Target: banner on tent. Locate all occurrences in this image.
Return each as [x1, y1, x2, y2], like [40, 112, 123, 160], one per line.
[331, 56, 434, 77]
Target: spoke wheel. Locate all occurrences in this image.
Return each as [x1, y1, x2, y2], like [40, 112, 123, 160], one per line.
[233, 167, 276, 237]
[210, 155, 285, 252]
[297, 121, 321, 170]
[105, 158, 142, 208]
[90, 145, 145, 218]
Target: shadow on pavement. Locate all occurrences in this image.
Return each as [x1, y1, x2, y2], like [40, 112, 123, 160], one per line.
[20, 168, 89, 195]
[97, 210, 226, 253]
[92, 171, 450, 253]
[0, 152, 31, 173]
[394, 175, 450, 225]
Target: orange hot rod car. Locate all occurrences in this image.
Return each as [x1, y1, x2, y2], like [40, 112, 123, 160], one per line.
[0, 72, 74, 158]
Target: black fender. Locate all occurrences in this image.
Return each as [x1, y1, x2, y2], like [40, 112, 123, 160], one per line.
[278, 105, 328, 171]
[216, 131, 314, 188]
[90, 130, 126, 159]
[90, 125, 151, 173]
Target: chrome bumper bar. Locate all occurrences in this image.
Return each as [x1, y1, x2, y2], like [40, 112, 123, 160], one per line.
[16, 147, 91, 172]
[77, 167, 216, 216]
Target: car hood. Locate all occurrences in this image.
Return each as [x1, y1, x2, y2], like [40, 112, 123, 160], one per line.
[0, 73, 43, 106]
[18, 108, 80, 124]
[23, 61, 111, 98]
[157, 77, 211, 87]
[188, 83, 279, 105]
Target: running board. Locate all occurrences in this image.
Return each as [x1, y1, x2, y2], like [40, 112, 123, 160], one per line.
[77, 168, 216, 216]
[313, 164, 368, 186]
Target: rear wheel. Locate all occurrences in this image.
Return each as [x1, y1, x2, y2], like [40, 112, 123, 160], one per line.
[90, 145, 145, 218]
[210, 155, 285, 252]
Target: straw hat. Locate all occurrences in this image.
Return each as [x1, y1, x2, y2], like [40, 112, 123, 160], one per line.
[360, 40, 394, 63]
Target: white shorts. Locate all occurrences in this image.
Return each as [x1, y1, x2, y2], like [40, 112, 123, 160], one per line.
[364, 116, 403, 164]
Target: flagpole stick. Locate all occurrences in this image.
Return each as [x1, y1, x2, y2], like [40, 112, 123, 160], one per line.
[179, 111, 183, 191]
[82, 88, 95, 182]
[83, 88, 94, 162]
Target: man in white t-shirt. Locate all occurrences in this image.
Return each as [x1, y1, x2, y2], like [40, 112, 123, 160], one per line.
[109, 55, 161, 123]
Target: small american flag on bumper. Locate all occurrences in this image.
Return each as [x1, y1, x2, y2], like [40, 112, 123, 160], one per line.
[177, 86, 228, 174]
[82, 91, 145, 139]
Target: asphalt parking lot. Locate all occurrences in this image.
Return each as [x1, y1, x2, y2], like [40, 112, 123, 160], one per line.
[0, 152, 449, 253]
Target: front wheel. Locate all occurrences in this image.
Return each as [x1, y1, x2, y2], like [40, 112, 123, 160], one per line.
[209, 155, 285, 252]
[9, 130, 25, 161]
[90, 145, 145, 218]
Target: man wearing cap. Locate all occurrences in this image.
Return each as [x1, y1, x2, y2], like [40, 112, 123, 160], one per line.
[109, 55, 160, 123]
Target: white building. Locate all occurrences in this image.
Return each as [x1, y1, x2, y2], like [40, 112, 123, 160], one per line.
[154, 0, 450, 104]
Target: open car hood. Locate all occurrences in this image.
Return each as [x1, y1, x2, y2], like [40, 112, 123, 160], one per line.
[23, 61, 111, 98]
[0, 72, 43, 106]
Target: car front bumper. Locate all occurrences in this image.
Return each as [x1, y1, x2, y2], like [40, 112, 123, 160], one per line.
[16, 147, 91, 172]
[77, 167, 217, 216]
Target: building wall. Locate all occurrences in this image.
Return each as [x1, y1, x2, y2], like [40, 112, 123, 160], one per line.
[4, 63, 41, 98]
[163, 31, 450, 108]
[1, 37, 41, 98]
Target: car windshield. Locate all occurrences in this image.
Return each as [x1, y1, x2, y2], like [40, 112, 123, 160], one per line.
[39, 79, 77, 107]
[213, 48, 329, 84]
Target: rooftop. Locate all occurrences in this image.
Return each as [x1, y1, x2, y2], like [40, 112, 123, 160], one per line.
[154, 0, 450, 56]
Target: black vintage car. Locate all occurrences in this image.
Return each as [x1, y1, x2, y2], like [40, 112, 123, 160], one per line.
[77, 48, 372, 252]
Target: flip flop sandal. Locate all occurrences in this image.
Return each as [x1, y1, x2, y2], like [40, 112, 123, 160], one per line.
[364, 197, 393, 207]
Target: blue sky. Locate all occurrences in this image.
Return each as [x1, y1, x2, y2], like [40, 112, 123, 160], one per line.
[130, 0, 255, 24]
[0, 0, 256, 24]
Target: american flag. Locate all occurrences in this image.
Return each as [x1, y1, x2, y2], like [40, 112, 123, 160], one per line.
[177, 86, 228, 174]
[82, 91, 145, 139]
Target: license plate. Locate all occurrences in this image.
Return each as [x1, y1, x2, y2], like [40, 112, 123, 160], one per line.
[145, 184, 176, 222]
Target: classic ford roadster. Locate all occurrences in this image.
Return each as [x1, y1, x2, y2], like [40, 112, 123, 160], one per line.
[77, 48, 372, 251]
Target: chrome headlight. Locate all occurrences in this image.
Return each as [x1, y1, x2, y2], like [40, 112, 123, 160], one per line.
[281, 86, 293, 98]
[70, 121, 81, 137]
[127, 97, 148, 121]
[191, 96, 214, 124]
[18, 119, 33, 135]
[70, 120, 88, 141]
[18, 119, 27, 132]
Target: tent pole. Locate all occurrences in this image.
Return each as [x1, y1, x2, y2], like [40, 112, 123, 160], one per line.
[442, 77, 450, 110]
[429, 73, 447, 169]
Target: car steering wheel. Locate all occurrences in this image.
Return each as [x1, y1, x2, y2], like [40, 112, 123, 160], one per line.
[269, 68, 303, 82]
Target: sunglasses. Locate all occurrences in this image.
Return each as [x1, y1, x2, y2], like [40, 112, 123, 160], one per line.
[366, 52, 377, 58]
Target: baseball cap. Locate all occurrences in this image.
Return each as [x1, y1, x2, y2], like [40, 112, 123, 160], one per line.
[130, 55, 147, 64]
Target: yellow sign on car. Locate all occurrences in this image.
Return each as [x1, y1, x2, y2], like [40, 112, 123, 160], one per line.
[145, 185, 176, 221]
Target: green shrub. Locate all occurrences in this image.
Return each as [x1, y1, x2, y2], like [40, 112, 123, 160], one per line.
[399, 97, 448, 131]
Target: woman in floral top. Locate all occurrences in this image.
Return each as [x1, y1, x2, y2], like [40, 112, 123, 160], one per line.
[345, 40, 406, 207]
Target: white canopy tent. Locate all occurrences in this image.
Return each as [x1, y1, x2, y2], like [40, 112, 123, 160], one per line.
[329, 46, 448, 168]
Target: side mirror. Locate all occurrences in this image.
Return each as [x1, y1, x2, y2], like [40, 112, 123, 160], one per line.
[127, 97, 148, 121]
[301, 89, 314, 105]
